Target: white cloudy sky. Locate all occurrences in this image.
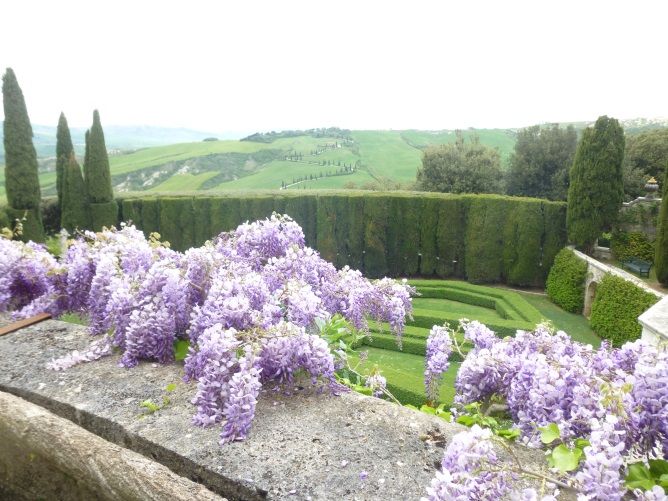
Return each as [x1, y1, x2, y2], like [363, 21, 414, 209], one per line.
[1, 0, 667, 134]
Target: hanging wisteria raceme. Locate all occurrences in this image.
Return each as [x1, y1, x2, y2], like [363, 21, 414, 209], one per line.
[0, 215, 413, 443]
[424, 321, 668, 500]
[424, 325, 453, 402]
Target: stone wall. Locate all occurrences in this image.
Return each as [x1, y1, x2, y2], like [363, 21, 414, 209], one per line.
[0, 317, 570, 500]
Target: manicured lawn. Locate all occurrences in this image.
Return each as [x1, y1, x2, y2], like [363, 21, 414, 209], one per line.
[349, 346, 460, 407]
[515, 292, 600, 347]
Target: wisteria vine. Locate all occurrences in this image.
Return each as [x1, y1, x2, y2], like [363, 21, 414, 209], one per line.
[424, 320, 668, 500]
[0, 214, 413, 444]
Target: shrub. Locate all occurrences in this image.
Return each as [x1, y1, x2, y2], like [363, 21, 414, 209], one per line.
[610, 230, 655, 262]
[589, 274, 659, 346]
[546, 248, 588, 313]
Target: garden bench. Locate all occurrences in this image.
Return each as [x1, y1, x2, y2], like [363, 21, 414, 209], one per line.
[622, 257, 652, 277]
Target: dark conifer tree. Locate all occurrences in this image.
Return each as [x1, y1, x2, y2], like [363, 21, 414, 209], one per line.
[56, 112, 74, 208]
[60, 152, 90, 231]
[84, 110, 117, 230]
[2, 68, 44, 241]
[655, 167, 668, 285]
[85, 110, 113, 203]
[567, 116, 625, 254]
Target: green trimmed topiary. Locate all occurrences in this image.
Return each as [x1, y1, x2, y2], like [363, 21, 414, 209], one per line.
[85, 110, 114, 205]
[110, 192, 568, 285]
[465, 197, 510, 283]
[60, 153, 91, 232]
[363, 195, 389, 278]
[589, 274, 659, 346]
[2, 68, 44, 242]
[503, 199, 544, 286]
[546, 248, 588, 313]
[55, 112, 74, 209]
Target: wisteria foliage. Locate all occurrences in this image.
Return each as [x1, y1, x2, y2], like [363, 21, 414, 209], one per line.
[0, 215, 413, 444]
[424, 320, 668, 500]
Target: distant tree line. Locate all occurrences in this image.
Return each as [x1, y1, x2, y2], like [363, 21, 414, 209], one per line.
[241, 127, 352, 143]
[416, 121, 668, 203]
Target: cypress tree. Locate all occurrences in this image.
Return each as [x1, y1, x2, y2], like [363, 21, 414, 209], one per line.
[567, 116, 625, 254]
[85, 110, 113, 203]
[2, 67, 44, 241]
[60, 152, 90, 232]
[655, 167, 668, 285]
[84, 110, 117, 230]
[56, 112, 74, 209]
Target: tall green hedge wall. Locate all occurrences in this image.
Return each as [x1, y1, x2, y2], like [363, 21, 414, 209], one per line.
[114, 192, 566, 286]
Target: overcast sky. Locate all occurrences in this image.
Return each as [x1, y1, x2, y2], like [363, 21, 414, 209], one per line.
[2, 0, 667, 134]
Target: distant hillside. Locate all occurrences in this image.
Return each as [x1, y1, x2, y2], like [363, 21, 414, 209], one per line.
[1, 119, 667, 202]
[0, 123, 225, 163]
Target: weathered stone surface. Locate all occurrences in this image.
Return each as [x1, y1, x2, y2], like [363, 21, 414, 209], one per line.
[0, 318, 572, 500]
[0, 391, 224, 501]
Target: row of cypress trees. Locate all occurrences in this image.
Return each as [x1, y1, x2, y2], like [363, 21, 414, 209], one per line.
[56, 110, 117, 231]
[2, 67, 116, 240]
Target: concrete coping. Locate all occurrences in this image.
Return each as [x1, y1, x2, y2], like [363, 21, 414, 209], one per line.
[0, 317, 569, 500]
[638, 295, 668, 343]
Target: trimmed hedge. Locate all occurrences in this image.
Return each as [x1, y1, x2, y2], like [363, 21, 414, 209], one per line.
[589, 274, 659, 346]
[410, 280, 543, 324]
[546, 249, 588, 313]
[89, 201, 118, 231]
[45, 191, 566, 285]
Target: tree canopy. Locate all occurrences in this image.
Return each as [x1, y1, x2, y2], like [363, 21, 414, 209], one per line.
[567, 116, 625, 253]
[507, 124, 577, 200]
[622, 128, 668, 199]
[416, 132, 503, 194]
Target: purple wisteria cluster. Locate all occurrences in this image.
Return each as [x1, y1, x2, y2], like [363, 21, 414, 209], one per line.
[0, 214, 413, 443]
[424, 321, 668, 500]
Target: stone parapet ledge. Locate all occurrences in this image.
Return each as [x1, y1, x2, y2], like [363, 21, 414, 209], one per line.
[0, 390, 224, 501]
[570, 247, 664, 299]
[0, 317, 570, 500]
[639, 295, 668, 344]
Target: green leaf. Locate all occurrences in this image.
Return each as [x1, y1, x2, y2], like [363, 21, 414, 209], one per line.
[659, 474, 668, 488]
[539, 423, 561, 444]
[404, 404, 419, 411]
[496, 428, 520, 440]
[551, 445, 582, 473]
[456, 415, 476, 427]
[173, 340, 190, 361]
[574, 438, 590, 450]
[420, 405, 437, 415]
[353, 385, 373, 396]
[625, 463, 655, 491]
[140, 400, 160, 414]
[649, 459, 668, 478]
[165, 383, 177, 392]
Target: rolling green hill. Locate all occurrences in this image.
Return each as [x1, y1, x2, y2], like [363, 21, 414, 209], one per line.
[2, 119, 667, 201]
